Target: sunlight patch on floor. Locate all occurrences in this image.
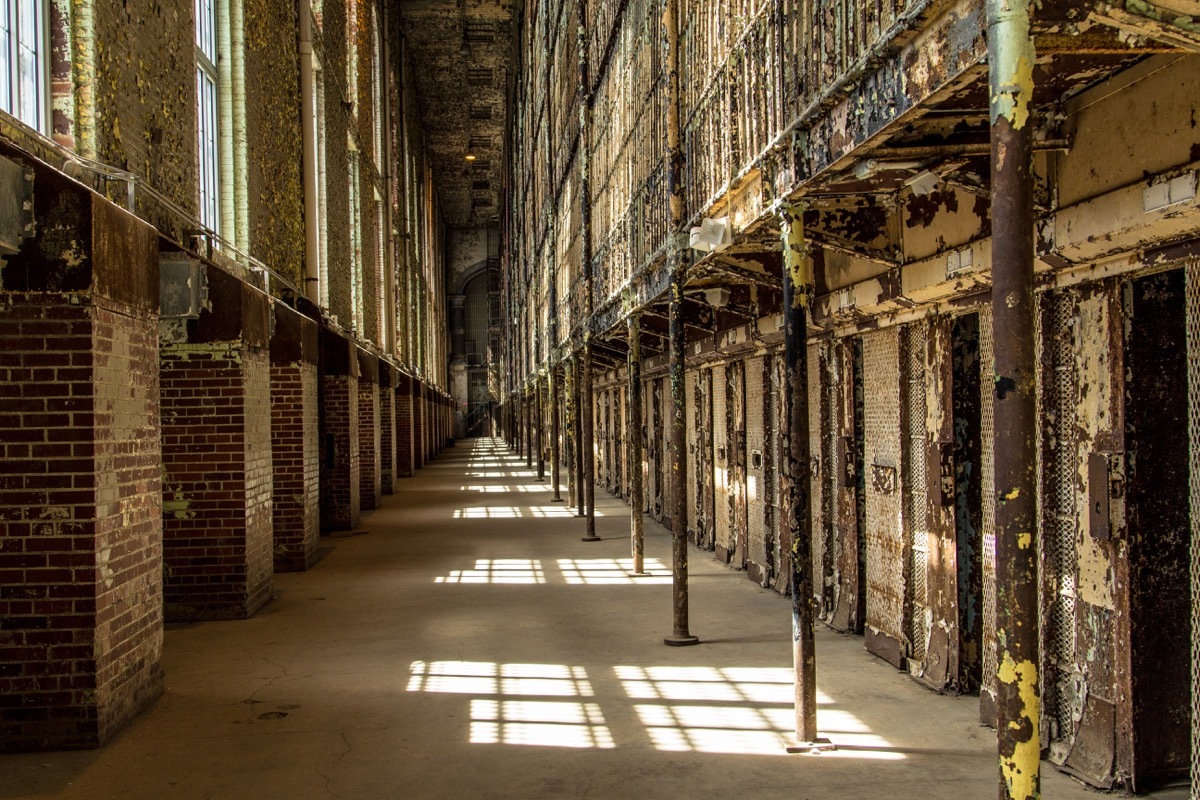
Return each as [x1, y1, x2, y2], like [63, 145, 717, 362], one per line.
[470, 699, 615, 749]
[434, 559, 546, 584]
[616, 666, 905, 759]
[407, 661, 595, 697]
[557, 558, 671, 584]
[409, 661, 613, 749]
[460, 484, 544, 493]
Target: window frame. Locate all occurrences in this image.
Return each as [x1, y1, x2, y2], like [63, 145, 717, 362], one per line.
[0, 0, 50, 133]
[195, 0, 221, 234]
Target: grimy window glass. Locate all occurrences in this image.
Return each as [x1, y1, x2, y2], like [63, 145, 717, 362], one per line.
[195, 0, 220, 233]
[0, 0, 46, 132]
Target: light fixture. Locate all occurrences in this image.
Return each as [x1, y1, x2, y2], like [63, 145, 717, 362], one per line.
[465, 153, 477, 162]
[904, 170, 940, 197]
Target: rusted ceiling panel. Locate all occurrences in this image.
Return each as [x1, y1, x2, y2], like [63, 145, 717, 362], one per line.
[398, 0, 513, 225]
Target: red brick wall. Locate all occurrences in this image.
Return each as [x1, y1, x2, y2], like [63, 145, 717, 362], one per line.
[379, 384, 396, 494]
[0, 294, 163, 751]
[92, 305, 164, 741]
[160, 342, 274, 620]
[358, 381, 381, 511]
[320, 375, 360, 530]
[270, 362, 320, 571]
[395, 385, 414, 478]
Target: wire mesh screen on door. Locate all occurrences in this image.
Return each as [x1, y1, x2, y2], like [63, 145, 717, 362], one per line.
[978, 305, 998, 701]
[1043, 291, 1081, 752]
[901, 323, 929, 662]
[1184, 258, 1200, 800]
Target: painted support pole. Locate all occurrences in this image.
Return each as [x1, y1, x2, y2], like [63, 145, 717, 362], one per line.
[551, 364, 562, 500]
[988, 0, 1040, 797]
[628, 314, 646, 574]
[663, 0, 697, 647]
[578, 0, 598, 542]
[780, 202, 823, 748]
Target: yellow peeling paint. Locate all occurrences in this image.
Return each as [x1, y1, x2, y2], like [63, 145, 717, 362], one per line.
[1017, 532, 1031, 549]
[1077, 535, 1115, 610]
[997, 652, 1040, 800]
[1008, 56, 1034, 131]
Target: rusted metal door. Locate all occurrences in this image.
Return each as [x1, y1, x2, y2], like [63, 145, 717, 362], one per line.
[652, 378, 664, 519]
[764, 353, 783, 590]
[1125, 268, 1190, 789]
[918, 315, 983, 693]
[614, 386, 624, 498]
[699, 368, 715, 550]
[726, 360, 748, 569]
[693, 368, 708, 547]
[950, 313, 983, 692]
[830, 338, 864, 634]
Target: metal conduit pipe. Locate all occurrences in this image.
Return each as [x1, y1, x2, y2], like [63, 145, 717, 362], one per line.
[298, 0, 321, 303]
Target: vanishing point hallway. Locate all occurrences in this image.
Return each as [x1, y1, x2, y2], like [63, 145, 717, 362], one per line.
[1, 439, 1174, 799]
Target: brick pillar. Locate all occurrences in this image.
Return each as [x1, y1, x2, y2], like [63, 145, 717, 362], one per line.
[160, 266, 273, 621]
[379, 364, 396, 494]
[357, 350, 382, 511]
[414, 381, 426, 470]
[0, 189, 163, 751]
[319, 328, 360, 531]
[269, 304, 319, 572]
[395, 374, 414, 478]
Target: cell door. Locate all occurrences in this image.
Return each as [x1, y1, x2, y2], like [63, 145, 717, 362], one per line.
[830, 338, 865, 634]
[614, 387, 624, 498]
[1126, 268, 1190, 788]
[727, 359, 748, 569]
[699, 368, 715, 550]
[950, 313, 983, 692]
[652, 378, 664, 519]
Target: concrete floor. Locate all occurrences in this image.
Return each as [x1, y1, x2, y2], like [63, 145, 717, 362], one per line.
[2, 437, 1189, 799]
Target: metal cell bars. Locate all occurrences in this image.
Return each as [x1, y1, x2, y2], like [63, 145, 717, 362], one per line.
[978, 305, 998, 700]
[679, 0, 783, 221]
[800, 0, 906, 112]
[587, 0, 666, 306]
[1185, 258, 1200, 800]
[1040, 291, 1080, 748]
[900, 322, 929, 661]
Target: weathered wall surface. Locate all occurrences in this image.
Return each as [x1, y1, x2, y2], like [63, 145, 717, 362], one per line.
[244, 0, 305, 286]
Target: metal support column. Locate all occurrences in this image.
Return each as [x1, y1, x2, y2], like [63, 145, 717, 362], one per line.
[988, 0, 1040, 796]
[780, 203, 830, 752]
[663, 0, 697, 646]
[628, 314, 647, 575]
[578, 0, 598, 542]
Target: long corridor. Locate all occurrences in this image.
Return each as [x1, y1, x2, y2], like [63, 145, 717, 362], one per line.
[2, 438, 1175, 799]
